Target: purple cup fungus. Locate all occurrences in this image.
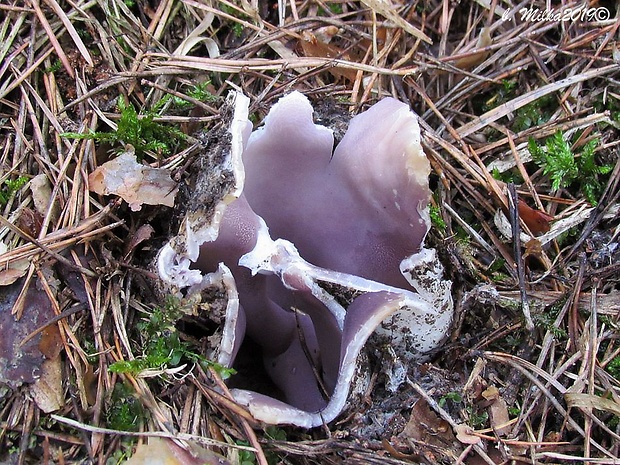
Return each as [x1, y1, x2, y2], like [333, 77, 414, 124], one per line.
[158, 91, 453, 427]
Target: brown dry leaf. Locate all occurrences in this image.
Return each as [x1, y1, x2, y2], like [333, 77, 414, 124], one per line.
[401, 399, 458, 449]
[481, 385, 499, 401]
[55, 251, 94, 304]
[313, 26, 339, 44]
[488, 397, 511, 437]
[124, 224, 155, 258]
[299, 32, 358, 82]
[17, 208, 44, 238]
[454, 27, 492, 70]
[565, 392, 620, 416]
[454, 424, 481, 445]
[523, 238, 545, 262]
[30, 356, 64, 413]
[83, 362, 98, 406]
[0, 241, 31, 286]
[88, 147, 178, 211]
[122, 437, 231, 465]
[0, 277, 57, 388]
[0, 267, 29, 286]
[481, 385, 511, 436]
[360, 0, 431, 44]
[518, 199, 553, 234]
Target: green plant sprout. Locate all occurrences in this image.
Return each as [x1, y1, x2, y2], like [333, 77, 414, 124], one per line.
[44, 59, 63, 74]
[170, 82, 218, 109]
[528, 131, 612, 205]
[429, 204, 446, 233]
[465, 406, 489, 429]
[318, 1, 344, 15]
[438, 391, 462, 408]
[219, 2, 250, 37]
[62, 97, 186, 160]
[491, 166, 523, 184]
[0, 176, 28, 206]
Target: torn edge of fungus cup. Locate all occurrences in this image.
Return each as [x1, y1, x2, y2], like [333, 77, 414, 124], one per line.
[157, 91, 453, 428]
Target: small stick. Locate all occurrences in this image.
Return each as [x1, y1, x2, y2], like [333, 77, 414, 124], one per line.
[0, 214, 96, 277]
[507, 183, 535, 332]
[292, 306, 331, 401]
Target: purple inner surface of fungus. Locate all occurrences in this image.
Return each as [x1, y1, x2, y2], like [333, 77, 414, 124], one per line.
[242, 93, 428, 289]
[194, 92, 431, 415]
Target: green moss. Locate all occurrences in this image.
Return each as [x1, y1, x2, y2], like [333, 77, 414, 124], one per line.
[491, 167, 523, 184]
[108, 296, 236, 379]
[106, 384, 144, 431]
[62, 98, 186, 160]
[0, 176, 28, 206]
[528, 131, 612, 204]
[512, 95, 555, 132]
[44, 59, 63, 74]
[171, 82, 218, 109]
[606, 356, 620, 380]
[429, 204, 446, 233]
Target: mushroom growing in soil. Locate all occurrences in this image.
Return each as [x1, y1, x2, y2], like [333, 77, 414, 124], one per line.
[158, 91, 453, 427]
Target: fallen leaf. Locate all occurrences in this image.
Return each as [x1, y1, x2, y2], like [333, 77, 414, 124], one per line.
[453, 27, 492, 70]
[0, 267, 29, 286]
[0, 241, 31, 286]
[401, 399, 458, 457]
[518, 199, 553, 234]
[122, 437, 231, 465]
[83, 362, 98, 406]
[0, 277, 57, 388]
[454, 424, 481, 445]
[30, 174, 59, 222]
[313, 26, 339, 44]
[565, 392, 620, 416]
[89, 147, 178, 211]
[523, 238, 545, 263]
[124, 224, 155, 258]
[488, 396, 511, 437]
[299, 32, 358, 82]
[17, 208, 43, 238]
[38, 323, 63, 361]
[480, 384, 512, 436]
[481, 385, 499, 401]
[55, 251, 94, 305]
[30, 357, 64, 412]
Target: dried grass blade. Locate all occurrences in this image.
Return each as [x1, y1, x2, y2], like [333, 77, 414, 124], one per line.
[457, 64, 620, 138]
[148, 53, 418, 76]
[42, 0, 94, 67]
[565, 393, 620, 417]
[0, 12, 27, 66]
[360, 0, 431, 44]
[0, 48, 53, 100]
[28, 0, 74, 78]
[50, 414, 252, 450]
